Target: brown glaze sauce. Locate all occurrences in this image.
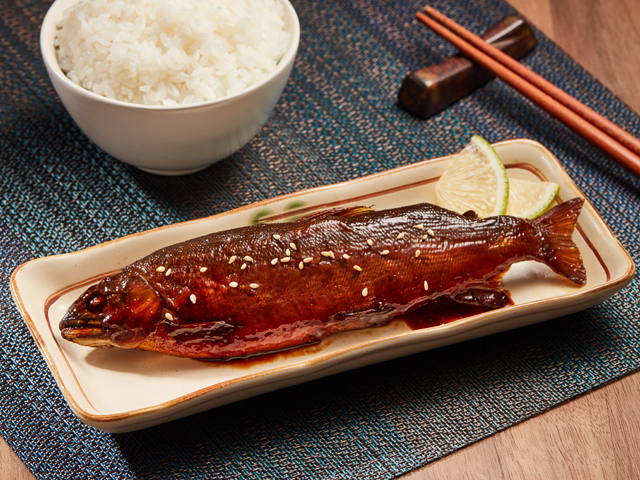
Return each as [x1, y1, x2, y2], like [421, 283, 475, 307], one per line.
[195, 340, 329, 368]
[400, 295, 513, 330]
[195, 298, 512, 368]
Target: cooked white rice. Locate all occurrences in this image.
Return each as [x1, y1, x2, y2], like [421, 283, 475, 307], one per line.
[55, 0, 290, 105]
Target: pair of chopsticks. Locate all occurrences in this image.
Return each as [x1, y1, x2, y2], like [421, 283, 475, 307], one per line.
[416, 7, 640, 179]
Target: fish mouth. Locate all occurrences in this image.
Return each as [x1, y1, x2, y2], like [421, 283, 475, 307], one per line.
[60, 325, 114, 348]
[59, 315, 113, 347]
[60, 325, 103, 339]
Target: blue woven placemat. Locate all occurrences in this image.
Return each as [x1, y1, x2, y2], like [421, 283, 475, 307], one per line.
[2, 0, 639, 478]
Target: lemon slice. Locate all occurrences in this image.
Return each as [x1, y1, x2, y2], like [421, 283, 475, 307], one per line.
[506, 178, 560, 219]
[436, 135, 509, 217]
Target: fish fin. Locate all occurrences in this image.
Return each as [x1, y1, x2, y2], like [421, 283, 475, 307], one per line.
[292, 206, 375, 222]
[452, 286, 512, 309]
[532, 198, 587, 285]
[451, 269, 511, 309]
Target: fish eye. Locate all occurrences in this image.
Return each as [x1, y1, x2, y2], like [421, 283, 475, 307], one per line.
[86, 294, 106, 313]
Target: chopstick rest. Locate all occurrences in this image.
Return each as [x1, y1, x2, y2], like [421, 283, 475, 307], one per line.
[399, 15, 537, 119]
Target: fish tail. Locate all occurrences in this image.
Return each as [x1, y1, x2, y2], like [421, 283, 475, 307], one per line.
[532, 197, 586, 285]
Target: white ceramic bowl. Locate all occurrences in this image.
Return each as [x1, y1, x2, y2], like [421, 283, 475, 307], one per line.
[40, 0, 300, 175]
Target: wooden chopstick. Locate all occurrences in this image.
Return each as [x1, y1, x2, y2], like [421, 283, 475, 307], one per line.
[424, 6, 640, 159]
[416, 8, 640, 179]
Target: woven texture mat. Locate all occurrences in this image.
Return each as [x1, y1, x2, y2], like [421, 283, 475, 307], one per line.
[2, 0, 640, 478]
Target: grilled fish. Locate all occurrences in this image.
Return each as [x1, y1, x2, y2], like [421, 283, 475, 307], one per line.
[60, 198, 586, 359]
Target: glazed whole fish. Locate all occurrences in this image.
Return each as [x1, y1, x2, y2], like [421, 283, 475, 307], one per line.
[60, 198, 586, 359]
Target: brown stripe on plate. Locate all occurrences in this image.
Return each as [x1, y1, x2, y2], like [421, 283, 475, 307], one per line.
[44, 270, 119, 414]
[259, 176, 440, 222]
[261, 163, 543, 222]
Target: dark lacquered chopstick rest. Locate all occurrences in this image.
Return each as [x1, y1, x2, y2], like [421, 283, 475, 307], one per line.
[399, 15, 537, 119]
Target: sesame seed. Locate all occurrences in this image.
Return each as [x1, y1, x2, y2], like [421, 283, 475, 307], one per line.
[190, 294, 196, 304]
[165, 268, 172, 276]
[229, 282, 238, 288]
[415, 249, 421, 258]
[290, 242, 297, 251]
[362, 287, 368, 297]
[200, 267, 207, 273]
[281, 257, 291, 263]
[321, 251, 335, 259]
[299, 261, 304, 270]
[343, 253, 351, 260]
[304, 257, 313, 263]
[271, 258, 278, 265]
[273, 234, 281, 240]
[427, 229, 435, 237]
[380, 250, 389, 255]
[244, 256, 253, 262]
[353, 265, 362, 272]
[156, 266, 166, 272]
[397, 233, 405, 240]
[165, 313, 173, 321]
[241, 263, 247, 270]
[424, 280, 429, 290]
[286, 249, 291, 256]
[422, 234, 429, 240]
[367, 239, 373, 246]
[250, 283, 259, 289]
[229, 255, 237, 264]
[414, 224, 424, 230]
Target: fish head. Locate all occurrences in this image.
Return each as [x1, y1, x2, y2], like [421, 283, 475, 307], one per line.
[59, 273, 160, 349]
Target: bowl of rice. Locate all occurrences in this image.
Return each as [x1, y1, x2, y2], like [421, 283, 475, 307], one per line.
[41, 0, 299, 175]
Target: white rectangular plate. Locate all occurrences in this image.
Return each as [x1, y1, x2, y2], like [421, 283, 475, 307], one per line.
[10, 139, 635, 432]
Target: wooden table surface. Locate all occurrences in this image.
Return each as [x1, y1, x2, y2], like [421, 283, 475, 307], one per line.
[2, 0, 640, 478]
